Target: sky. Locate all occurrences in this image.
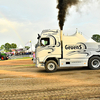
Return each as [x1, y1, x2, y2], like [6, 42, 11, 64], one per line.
[0, 0, 100, 51]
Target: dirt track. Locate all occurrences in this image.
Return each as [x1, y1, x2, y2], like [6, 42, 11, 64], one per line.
[0, 59, 100, 100]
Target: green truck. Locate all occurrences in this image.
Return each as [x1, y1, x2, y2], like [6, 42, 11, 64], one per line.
[0, 52, 9, 60]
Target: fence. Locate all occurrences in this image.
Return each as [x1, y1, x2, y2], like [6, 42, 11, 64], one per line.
[9, 54, 33, 59]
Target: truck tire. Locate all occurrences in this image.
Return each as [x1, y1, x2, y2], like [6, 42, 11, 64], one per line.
[1, 56, 6, 60]
[45, 60, 58, 72]
[89, 56, 100, 70]
[1, 56, 4, 60]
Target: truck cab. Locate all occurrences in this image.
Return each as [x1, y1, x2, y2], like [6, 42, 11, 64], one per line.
[35, 30, 61, 71]
[35, 29, 100, 72]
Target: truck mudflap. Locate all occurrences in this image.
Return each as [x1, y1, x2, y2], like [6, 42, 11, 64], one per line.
[59, 58, 88, 67]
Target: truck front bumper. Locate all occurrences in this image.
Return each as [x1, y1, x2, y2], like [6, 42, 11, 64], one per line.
[36, 58, 45, 68]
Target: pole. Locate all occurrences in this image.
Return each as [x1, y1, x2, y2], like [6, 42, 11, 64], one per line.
[31, 41, 32, 56]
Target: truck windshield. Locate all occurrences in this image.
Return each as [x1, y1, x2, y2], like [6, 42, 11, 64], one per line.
[40, 38, 50, 46]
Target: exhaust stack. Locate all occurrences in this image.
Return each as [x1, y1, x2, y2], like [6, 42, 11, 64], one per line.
[60, 30, 63, 58]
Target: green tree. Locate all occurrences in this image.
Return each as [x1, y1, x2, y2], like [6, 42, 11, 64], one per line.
[0, 45, 5, 50]
[25, 46, 30, 50]
[11, 43, 17, 48]
[0, 43, 17, 52]
[4, 43, 11, 52]
[92, 34, 100, 42]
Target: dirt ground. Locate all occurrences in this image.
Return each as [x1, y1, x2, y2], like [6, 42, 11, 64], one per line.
[0, 59, 100, 100]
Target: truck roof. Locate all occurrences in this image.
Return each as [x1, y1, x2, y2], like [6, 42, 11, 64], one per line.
[42, 29, 59, 33]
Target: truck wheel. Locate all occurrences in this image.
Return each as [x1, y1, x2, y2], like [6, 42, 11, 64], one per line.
[89, 56, 100, 70]
[1, 56, 6, 60]
[1, 56, 4, 60]
[45, 60, 57, 72]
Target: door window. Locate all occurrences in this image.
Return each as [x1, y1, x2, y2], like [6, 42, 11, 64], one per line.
[40, 38, 50, 46]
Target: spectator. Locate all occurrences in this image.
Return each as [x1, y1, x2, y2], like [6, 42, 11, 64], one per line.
[32, 52, 35, 62]
[33, 52, 35, 60]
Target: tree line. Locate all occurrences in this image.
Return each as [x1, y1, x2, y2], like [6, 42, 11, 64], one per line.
[0, 43, 30, 52]
[0, 43, 17, 52]
[92, 34, 100, 42]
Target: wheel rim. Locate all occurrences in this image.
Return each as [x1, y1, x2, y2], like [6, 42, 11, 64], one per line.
[47, 63, 55, 71]
[1, 57, 4, 60]
[92, 59, 100, 68]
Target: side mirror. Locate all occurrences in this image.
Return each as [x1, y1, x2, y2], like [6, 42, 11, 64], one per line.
[37, 34, 41, 39]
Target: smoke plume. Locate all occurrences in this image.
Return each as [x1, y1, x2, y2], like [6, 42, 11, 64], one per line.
[57, 0, 80, 30]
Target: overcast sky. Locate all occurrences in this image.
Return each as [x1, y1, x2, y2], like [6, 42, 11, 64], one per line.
[0, 0, 100, 50]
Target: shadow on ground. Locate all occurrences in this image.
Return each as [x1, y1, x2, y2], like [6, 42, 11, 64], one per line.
[37, 67, 90, 73]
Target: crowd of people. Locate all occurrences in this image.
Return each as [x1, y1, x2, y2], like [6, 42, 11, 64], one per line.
[5, 51, 35, 61]
[15, 52, 32, 56]
[6, 51, 35, 57]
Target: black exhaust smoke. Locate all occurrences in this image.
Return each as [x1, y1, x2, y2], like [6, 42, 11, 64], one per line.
[57, 0, 80, 59]
[57, 0, 80, 30]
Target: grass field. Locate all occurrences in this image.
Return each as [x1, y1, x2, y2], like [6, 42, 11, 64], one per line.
[16, 57, 32, 59]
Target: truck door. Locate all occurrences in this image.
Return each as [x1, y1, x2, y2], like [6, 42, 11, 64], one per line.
[36, 37, 53, 61]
